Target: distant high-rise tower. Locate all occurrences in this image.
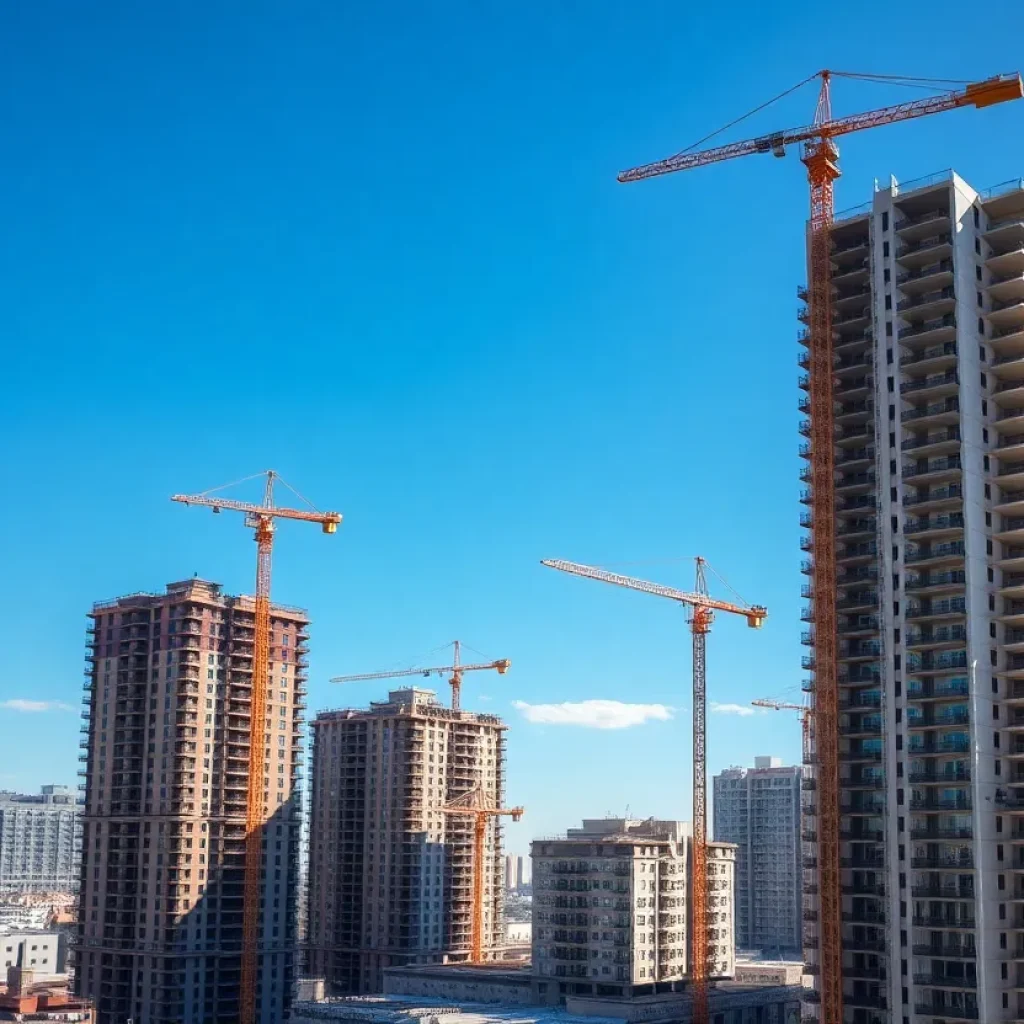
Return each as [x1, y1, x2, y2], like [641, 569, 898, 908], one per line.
[713, 757, 802, 956]
[75, 579, 308, 1024]
[306, 688, 508, 995]
[0, 786, 80, 893]
[504, 853, 523, 893]
[800, 173, 1024, 1023]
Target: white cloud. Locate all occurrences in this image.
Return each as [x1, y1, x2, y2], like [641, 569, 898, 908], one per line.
[0, 699, 74, 713]
[511, 699, 674, 730]
[710, 702, 760, 717]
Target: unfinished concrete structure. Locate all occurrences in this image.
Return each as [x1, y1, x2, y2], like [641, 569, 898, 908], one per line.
[713, 757, 802, 956]
[531, 818, 735, 999]
[798, 173, 1024, 1023]
[75, 579, 307, 1024]
[0, 787, 80, 894]
[306, 688, 508, 994]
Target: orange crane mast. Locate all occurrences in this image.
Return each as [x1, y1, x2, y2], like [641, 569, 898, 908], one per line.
[541, 557, 764, 1024]
[441, 782, 523, 964]
[617, 70, 1022, 1024]
[172, 470, 341, 1024]
[331, 639, 510, 710]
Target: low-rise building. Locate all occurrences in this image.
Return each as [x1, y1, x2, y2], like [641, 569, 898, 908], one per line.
[0, 965, 93, 1022]
[0, 932, 67, 975]
[531, 818, 736, 1000]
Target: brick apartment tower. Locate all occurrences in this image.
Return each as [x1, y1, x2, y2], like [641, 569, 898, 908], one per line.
[800, 174, 1024, 1023]
[306, 687, 508, 994]
[75, 579, 308, 1024]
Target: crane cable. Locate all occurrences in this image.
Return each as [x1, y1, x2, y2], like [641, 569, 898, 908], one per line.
[672, 69, 982, 164]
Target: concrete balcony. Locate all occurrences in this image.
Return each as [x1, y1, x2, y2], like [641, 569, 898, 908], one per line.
[910, 855, 974, 872]
[900, 370, 959, 401]
[995, 485, 1024, 518]
[913, 1003, 978, 1020]
[912, 972, 976, 989]
[896, 207, 952, 237]
[908, 767, 970, 785]
[837, 445, 874, 468]
[905, 541, 966, 570]
[903, 397, 960, 428]
[902, 428, 961, 458]
[905, 570, 966, 596]
[898, 286, 956, 321]
[911, 914, 977, 931]
[989, 296, 1024, 334]
[905, 598, 967, 623]
[911, 942, 976, 959]
[897, 231, 953, 266]
[984, 213, 1024, 253]
[898, 257, 954, 293]
[904, 625, 967, 651]
[1001, 599, 1024, 628]
[903, 484, 963, 512]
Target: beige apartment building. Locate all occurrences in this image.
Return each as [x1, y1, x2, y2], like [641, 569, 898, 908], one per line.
[800, 173, 1024, 1023]
[531, 818, 736, 1000]
[75, 579, 307, 1024]
[306, 688, 508, 995]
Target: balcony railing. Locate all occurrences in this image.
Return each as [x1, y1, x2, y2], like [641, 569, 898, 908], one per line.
[898, 258, 953, 284]
[905, 571, 967, 591]
[906, 542, 966, 564]
[905, 626, 968, 646]
[903, 485, 962, 508]
[901, 313, 956, 340]
[905, 599, 967, 620]
[906, 650, 968, 672]
[901, 371, 959, 396]
[904, 456, 962, 479]
[904, 513, 964, 534]
[897, 287, 955, 313]
[911, 944, 975, 959]
[898, 232, 953, 258]
[913, 1006, 977, 1021]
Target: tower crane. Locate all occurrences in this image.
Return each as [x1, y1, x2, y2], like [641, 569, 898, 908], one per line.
[331, 640, 510, 711]
[751, 699, 814, 766]
[618, 70, 1022, 1024]
[172, 470, 341, 1024]
[541, 557, 764, 1024]
[441, 782, 524, 964]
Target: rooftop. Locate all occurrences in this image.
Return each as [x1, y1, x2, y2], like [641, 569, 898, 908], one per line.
[292, 996, 620, 1024]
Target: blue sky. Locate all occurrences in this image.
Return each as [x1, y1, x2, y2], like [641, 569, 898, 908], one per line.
[2, 2, 1023, 854]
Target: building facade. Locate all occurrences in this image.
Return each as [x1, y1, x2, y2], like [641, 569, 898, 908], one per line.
[713, 757, 802, 956]
[75, 579, 307, 1024]
[0, 787, 80, 893]
[800, 173, 1024, 1023]
[531, 818, 736, 998]
[306, 688, 509, 994]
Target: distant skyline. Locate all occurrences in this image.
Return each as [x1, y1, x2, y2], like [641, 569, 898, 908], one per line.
[3, 2, 1024, 854]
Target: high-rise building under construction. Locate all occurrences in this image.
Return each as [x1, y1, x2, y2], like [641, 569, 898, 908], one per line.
[801, 173, 1024, 1023]
[306, 687, 507, 994]
[75, 579, 308, 1024]
[713, 757, 802, 957]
